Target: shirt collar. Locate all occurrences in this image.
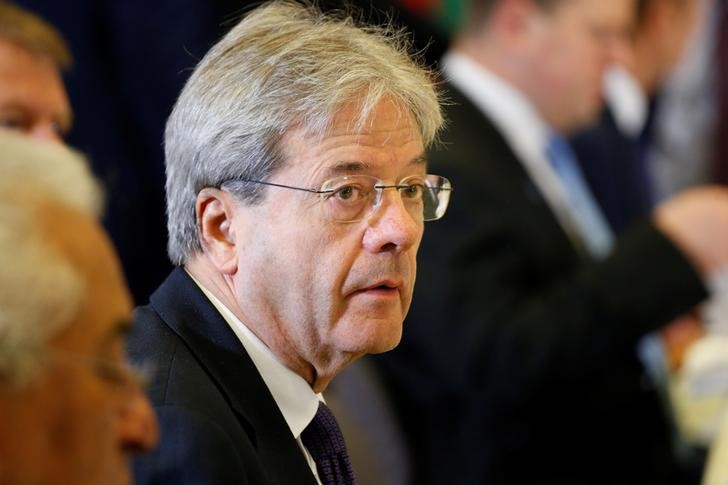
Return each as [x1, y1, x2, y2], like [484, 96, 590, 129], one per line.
[603, 65, 648, 137]
[442, 51, 552, 162]
[186, 270, 323, 439]
[441, 51, 598, 255]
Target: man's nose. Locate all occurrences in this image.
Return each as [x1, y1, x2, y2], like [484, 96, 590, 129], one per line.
[362, 189, 422, 253]
[118, 386, 159, 453]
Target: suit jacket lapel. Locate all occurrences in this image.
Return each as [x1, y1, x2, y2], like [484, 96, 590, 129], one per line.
[150, 268, 317, 485]
[440, 83, 584, 263]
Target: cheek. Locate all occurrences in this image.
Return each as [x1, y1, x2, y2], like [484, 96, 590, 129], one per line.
[46, 378, 119, 482]
[260, 225, 359, 320]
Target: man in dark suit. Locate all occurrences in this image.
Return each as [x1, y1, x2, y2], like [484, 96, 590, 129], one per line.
[375, 0, 728, 484]
[128, 2, 451, 484]
[571, 0, 703, 233]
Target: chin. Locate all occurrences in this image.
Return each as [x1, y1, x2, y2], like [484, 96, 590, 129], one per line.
[367, 336, 402, 355]
[342, 318, 403, 356]
[364, 323, 404, 355]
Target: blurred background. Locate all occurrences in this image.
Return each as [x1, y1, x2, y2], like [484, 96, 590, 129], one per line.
[9, 1, 728, 483]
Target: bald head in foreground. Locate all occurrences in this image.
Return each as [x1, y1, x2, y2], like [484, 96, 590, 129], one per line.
[0, 131, 158, 484]
[129, 2, 450, 484]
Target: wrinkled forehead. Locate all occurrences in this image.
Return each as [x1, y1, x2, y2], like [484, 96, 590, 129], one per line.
[276, 97, 426, 184]
[296, 96, 422, 149]
[549, 0, 635, 21]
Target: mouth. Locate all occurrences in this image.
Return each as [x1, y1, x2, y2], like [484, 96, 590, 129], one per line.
[356, 278, 404, 297]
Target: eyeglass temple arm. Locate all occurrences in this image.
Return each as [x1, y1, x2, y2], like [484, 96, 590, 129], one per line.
[228, 178, 332, 194]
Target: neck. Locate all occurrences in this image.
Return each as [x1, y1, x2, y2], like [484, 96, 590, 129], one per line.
[452, 35, 566, 132]
[184, 256, 348, 393]
[628, 36, 663, 95]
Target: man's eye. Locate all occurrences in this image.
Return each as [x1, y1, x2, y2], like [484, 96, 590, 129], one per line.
[331, 184, 364, 202]
[401, 183, 424, 199]
[0, 115, 29, 131]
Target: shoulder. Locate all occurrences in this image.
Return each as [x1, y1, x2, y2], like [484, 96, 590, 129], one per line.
[130, 303, 241, 422]
[129, 305, 269, 484]
[134, 404, 267, 485]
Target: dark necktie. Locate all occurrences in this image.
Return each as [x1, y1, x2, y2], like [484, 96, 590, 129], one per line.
[301, 402, 356, 485]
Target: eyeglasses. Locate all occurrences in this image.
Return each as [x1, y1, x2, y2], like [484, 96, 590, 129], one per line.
[49, 351, 153, 394]
[223, 174, 452, 222]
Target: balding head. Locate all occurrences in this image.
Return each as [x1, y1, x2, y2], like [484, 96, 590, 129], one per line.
[0, 131, 158, 484]
[0, 131, 102, 385]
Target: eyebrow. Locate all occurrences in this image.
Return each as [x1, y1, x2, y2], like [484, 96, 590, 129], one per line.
[324, 153, 428, 177]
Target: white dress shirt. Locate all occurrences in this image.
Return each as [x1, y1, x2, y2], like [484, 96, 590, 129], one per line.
[442, 52, 594, 253]
[603, 65, 649, 138]
[188, 271, 324, 485]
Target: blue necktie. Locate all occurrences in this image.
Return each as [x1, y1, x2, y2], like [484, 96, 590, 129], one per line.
[546, 135, 614, 259]
[301, 402, 356, 485]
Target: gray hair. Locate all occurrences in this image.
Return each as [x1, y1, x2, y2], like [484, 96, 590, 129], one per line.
[165, 0, 443, 265]
[0, 131, 103, 386]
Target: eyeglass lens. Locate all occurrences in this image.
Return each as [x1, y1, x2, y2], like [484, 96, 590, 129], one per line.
[320, 174, 451, 222]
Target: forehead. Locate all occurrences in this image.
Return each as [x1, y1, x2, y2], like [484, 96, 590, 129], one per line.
[281, 97, 425, 178]
[553, 0, 634, 25]
[38, 204, 132, 353]
[0, 39, 71, 121]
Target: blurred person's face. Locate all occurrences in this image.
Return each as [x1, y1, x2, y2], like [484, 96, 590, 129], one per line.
[650, 0, 703, 85]
[0, 204, 158, 485]
[0, 38, 71, 144]
[220, 98, 426, 390]
[525, 0, 633, 132]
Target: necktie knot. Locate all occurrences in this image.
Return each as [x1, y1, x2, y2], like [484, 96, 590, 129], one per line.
[301, 402, 356, 485]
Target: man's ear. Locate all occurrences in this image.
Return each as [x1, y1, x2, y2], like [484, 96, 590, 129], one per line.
[195, 188, 240, 275]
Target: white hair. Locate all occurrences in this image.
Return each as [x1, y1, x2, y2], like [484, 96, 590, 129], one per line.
[0, 130, 103, 386]
[165, 0, 444, 265]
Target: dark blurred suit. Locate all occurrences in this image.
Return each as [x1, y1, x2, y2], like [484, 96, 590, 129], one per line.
[571, 106, 654, 233]
[376, 83, 707, 485]
[129, 268, 318, 485]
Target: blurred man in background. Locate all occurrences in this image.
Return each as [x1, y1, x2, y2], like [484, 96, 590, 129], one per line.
[572, 0, 704, 233]
[0, 131, 158, 484]
[377, 0, 728, 483]
[0, 1, 72, 143]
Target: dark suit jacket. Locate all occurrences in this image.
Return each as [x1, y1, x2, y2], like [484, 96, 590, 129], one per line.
[129, 268, 318, 485]
[375, 84, 708, 485]
[571, 106, 654, 233]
